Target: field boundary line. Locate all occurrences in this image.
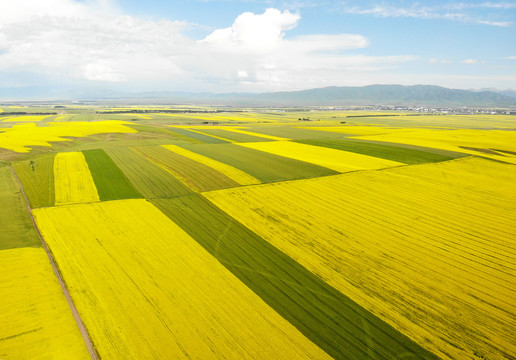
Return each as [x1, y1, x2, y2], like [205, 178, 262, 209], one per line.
[9, 165, 99, 360]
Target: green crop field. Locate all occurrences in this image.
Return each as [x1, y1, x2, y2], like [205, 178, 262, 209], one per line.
[168, 128, 230, 143]
[82, 149, 143, 201]
[152, 194, 438, 359]
[178, 142, 339, 182]
[133, 145, 241, 192]
[12, 154, 55, 208]
[0, 167, 40, 250]
[296, 138, 459, 164]
[1, 107, 515, 360]
[193, 128, 270, 142]
[106, 147, 194, 198]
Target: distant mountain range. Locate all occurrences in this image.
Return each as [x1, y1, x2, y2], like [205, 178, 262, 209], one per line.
[471, 88, 516, 99]
[2, 84, 516, 107]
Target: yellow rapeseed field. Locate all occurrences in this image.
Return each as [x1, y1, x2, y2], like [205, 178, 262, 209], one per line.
[1, 115, 50, 122]
[0, 121, 137, 153]
[162, 144, 260, 185]
[0, 248, 89, 359]
[52, 115, 71, 121]
[204, 156, 516, 360]
[299, 125, 401, 136]
[170, 125, 289, 140]
[224, 128, 289, 140]
[32, 199, 331, 360]
[238, 140, 403, 172]
[54, 152, 99, 205]
[181, 127, 235, 142]
[353, 128, 516, 164]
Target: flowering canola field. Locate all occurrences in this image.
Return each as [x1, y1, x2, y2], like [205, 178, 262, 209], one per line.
[204, 156, 516, 360]
[162, 144, 260, 185]
[2, 115, 51, 122]
[303, 125, 516, 164]
[238, 140, 403, 172]
[54, 152, 99, 205]
[2, 109, 515, 359]
[352, 128, 516, 164]
[0, 121, 137, 153]
[0, 248, 89, 359]
[32, 199, 330, 359]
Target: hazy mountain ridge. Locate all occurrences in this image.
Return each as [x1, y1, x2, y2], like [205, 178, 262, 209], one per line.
[2, 84, 516, 107]
[246, 85, 516, 107]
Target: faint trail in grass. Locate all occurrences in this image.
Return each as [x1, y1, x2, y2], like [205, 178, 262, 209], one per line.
[9, 166, 99, 360]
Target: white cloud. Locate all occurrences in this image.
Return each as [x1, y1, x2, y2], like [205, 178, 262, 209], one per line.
[201, 8, 300, 53]
[0, 5, 189, 83]
[238, 70, 249, 79]
[0, 3, 417, 92]
[503, 56, 516, 60]
[83, 62, 125, 82]
[462, 59, 478, 64]
[0, 0, 119, 24]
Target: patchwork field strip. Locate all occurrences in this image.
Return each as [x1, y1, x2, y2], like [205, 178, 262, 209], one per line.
[105, 147, 193, 199]
[223, 128, 289, 141]
[238, 140, 404, 172]
[296, 138, 456, 164]
[32, 199, 331, 359]
[153, 194, 438, 360]
[178, 143, 338, 183]
[243, 126, 347, 140]
[162, 144, 260, 185]
[204, 156, 516, 359]
[54, 152, 99, 205]
[351, 128, 516, 164]
[192, 128, 271, 142]
[0, 165, 92, 359]
[82, 149, 142, 201]
[0, 167, 40, 250]
[134, 145, 240, 192]
[166, 127, 229, 143]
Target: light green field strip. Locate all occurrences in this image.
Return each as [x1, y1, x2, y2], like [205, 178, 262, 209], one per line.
[225, 128, 289, 141]
[0, 167, 40, 250]
[12, 155, 55, 208]
[52, 115, 71, 121]
[32, 199, 331, 359]
[238, 140, 404, 173]
[0, 248, 90, 359]
[162, 145, 260, 185]
[54, 152, 100, 205]
[186, 128, 234, 142]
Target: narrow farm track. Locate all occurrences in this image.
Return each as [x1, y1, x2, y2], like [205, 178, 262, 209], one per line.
[9, 166, 99, 360]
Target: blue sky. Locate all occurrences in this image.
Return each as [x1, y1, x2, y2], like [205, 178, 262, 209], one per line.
[0, 0, 515, 95]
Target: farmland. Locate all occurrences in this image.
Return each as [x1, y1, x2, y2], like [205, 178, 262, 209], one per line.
[0, 107, 515, 359]
[32, 199, 331, 359]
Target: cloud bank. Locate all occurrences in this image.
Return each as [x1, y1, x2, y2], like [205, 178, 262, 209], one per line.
[0, 0, 416, 92]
